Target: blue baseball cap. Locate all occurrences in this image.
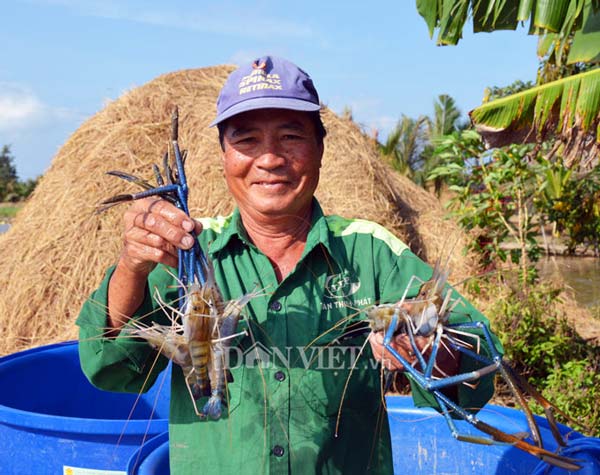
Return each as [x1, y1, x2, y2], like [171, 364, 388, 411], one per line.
[210, 55, 321, 127]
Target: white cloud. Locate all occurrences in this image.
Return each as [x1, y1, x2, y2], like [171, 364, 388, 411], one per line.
[0, 84, 46, 130]
[0, 83, 77, 132]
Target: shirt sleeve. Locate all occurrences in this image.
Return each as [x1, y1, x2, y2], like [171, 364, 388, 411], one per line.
[76, 264, 176, 394]
[378, 247, 503, 412]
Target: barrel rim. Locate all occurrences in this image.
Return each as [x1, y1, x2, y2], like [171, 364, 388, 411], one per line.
[0, 341, 169, 436]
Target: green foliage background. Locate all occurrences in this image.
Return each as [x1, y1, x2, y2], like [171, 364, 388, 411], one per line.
[471, 279, 600, 436]
[0, 145, 38, 203]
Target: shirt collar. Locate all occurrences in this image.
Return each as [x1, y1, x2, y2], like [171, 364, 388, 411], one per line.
[206, 207, 247, 256]
[301, 199, 335, 260]
[303, 200, 350, 274]
[207, 199, 341, 268]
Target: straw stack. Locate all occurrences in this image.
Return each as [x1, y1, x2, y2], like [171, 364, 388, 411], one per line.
[0, 65, 475, 355]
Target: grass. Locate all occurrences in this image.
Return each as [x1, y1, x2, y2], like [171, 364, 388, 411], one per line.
[0, 203, 21, 222]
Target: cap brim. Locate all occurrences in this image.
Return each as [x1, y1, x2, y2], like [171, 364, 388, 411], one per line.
[209, 97, 321, 127]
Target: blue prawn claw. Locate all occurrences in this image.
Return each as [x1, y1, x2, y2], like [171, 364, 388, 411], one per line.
[96, 171, 179, 213]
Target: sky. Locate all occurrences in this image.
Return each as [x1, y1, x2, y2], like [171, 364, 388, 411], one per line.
[2, 0, 539, 180]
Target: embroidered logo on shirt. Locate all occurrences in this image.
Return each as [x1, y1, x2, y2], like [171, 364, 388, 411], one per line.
[324, 271, 361, 299]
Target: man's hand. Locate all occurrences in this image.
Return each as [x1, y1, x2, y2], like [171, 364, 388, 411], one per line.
[106, 197, 202, 332]
[369, 303, 461, 377]
[369, 332, 430, 371]
[119, 197, 202, 276]
[369, 298, 461, 377]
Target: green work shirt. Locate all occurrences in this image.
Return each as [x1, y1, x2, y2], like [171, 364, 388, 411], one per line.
[77, 200, 500, 475]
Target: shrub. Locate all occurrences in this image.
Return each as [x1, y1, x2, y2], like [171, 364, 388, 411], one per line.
[473, 277, 600, 435]
[537, 360, 600, 436]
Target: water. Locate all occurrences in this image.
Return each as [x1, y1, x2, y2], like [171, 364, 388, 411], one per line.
[538, 256, 600, 308]
[0, 224, 9, 234]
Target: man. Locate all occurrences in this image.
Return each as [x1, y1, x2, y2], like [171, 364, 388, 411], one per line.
[78, 56, 499, 474]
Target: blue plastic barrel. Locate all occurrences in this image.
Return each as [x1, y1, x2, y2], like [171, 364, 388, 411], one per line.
[127, 431, 170, 475]
[0, 341, 170, 475]
[386, 396, 591, 474]
[128, 396, 595, 475]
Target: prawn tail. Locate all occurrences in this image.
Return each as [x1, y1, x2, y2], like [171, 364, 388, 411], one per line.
[202, 389, 225, 420]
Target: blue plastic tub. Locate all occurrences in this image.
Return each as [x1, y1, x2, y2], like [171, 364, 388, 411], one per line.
[128, 396, 597, 475]
[0, 341, 170, 475]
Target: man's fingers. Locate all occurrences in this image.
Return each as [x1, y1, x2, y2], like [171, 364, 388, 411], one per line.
[193, 219, 203, 235]
[125, 199, 200, 250]
[118, 197, 203, 275]
[124, 240, 179, 269]
[131, 211, 195, 249]
[146, 198, 197, 231]
[394, 334, 429, 355]
[127, 198, 196, 233]
[369, 332, 415, 371]
[125, 227, 178, 259]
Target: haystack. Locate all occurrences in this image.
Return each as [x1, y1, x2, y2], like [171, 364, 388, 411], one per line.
[0, 65, 475, 356]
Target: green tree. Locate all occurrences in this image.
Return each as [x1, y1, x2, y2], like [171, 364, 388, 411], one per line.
[536, 32, 597, 85]
[0, 145, 18, 201]
[427, 94, 464, 136]
[421, 94, 467, 195]
[482, 79, 534, 102]
[417, 0, 600, 62]
[417, 0, 600, 431]
[536, 164, 600, 254]
[471, 68, 600, 169]
[13, 177, 39, 200]
[379, 95, 467, 193]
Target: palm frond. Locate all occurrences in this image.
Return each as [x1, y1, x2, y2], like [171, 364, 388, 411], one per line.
[432, 94, 462, 136]
[469, 68, 600, 168]
[379, 115, 429, 176]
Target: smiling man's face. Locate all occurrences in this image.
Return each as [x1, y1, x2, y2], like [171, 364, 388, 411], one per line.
[222, 108, 324, 220]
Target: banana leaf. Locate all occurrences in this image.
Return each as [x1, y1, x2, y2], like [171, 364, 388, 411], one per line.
[469, 68, 600, 169]
[416, 0, 600, 64]
[569, 0, 600, 63]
